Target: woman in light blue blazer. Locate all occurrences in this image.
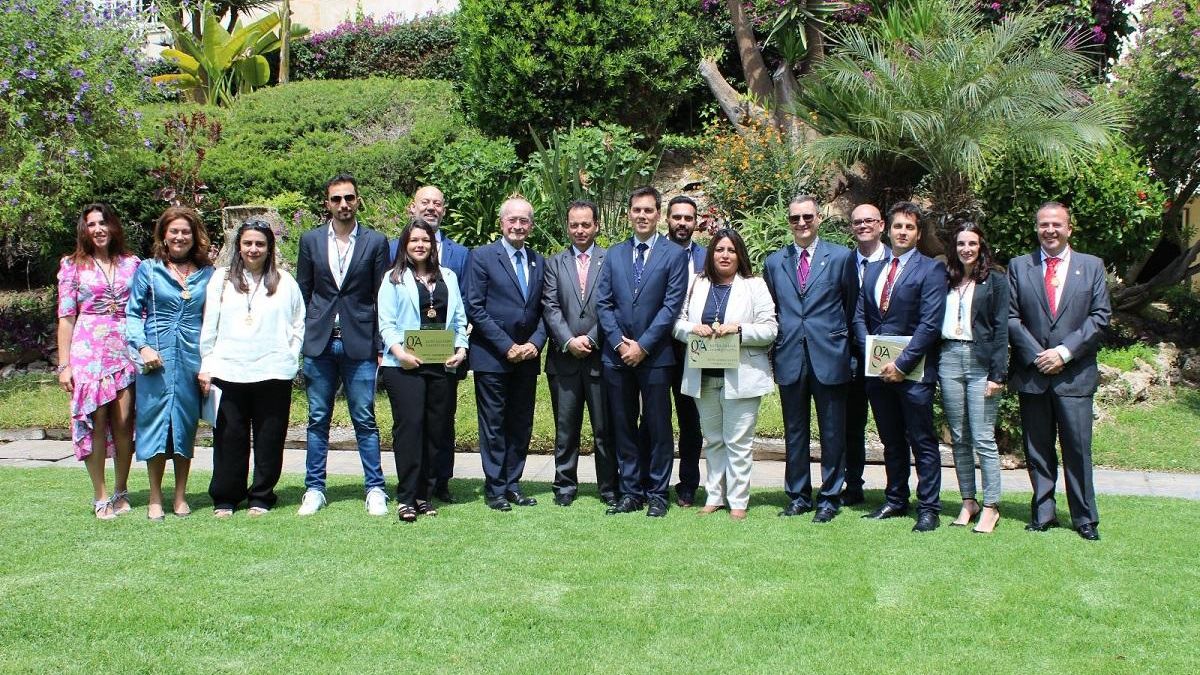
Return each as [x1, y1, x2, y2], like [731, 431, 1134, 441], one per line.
[378, 218, 469, 522]
[673, 229, 777, 520]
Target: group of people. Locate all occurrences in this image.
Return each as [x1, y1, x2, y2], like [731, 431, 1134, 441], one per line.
[61, 175, 1110, 540]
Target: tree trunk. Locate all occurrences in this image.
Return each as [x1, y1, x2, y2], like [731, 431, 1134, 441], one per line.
[226, 8, 239, 32]
[699, 59, 772, 138]
[279, 0, 291, 84]
[726, 0, 773, 103]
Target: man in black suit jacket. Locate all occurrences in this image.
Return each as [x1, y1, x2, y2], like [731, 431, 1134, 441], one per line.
[465, 197, 546, 511]
[853, 201, 946, 532]
[1008, 201, 1111, 541]
[296, 174, 391, 517]
[596, 186, 689, 517]
[664, 195, 706, 507]
[542, 199, 617, 507]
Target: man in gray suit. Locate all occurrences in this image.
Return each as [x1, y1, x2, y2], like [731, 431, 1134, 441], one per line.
[1008, 201, 1111, 541]
[542, 200, 618, 507]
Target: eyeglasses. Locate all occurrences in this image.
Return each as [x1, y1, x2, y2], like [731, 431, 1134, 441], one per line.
[851, 217, 881, 226]
[788, 213, 818, 224]
[503, 216, 532, 225]
[328, 194, 357, 204]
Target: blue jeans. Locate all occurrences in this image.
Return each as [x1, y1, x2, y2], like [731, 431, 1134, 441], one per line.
[938, 340, 1001, 504]
[303, 337, 385, 493]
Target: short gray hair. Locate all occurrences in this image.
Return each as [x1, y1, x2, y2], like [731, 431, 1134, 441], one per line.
[789, 194, 819, 209]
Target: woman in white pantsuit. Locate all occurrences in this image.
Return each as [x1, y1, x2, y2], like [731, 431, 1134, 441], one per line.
[673, 229, 777, 520]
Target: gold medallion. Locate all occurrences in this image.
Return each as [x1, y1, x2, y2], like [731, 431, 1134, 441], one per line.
[711, 321, 720, 332]
[181, 289, 191, 301]
[244, 314, 254, 326]
[955, 326, 963, 336]
[426, 307, 437, 319]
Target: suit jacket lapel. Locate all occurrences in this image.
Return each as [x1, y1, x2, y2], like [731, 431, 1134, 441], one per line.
[783, 245, 801, 296]
[340, 230, 370, 286]
[315, 230, 334, 289]
[801, 241, 832, 293]
[969, 277, 988, 326]
[1026, 251, 1053, 320]
[582, 249, 604, 306]
[1051, 254, 1079, 323]
[496, 244, 523, 298]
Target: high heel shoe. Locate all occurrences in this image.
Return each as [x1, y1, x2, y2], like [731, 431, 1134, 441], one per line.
[973, 504, 1001, 533]
[950, 498, 980, 527]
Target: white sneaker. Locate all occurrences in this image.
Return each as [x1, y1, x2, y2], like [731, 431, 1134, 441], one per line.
[297, 489, 326, 516]
[365, 487, 388, 516]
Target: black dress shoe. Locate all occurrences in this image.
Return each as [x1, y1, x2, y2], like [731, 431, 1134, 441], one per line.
[863, 503, 909, 519]
[1076, 523, 1100, 541]
[812, 507, 838, 523]
[646, 498, 669, 518]
[606, 495, 644, 515]
[841, 491, 866, 506]
[779, 501, 813, 517]
[504, 491, 537, 506]
[675, 492, 695, 508]
[486, 497, 512, 512]
[600, 493, 619, 507]
[912, 512, 939, 532]
[553, 493, 574, 507]
[433, 486, 455, 504]
[1024, 519, 1060, 532]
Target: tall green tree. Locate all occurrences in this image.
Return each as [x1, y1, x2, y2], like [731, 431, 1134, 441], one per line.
[791, 0, 1125, 248]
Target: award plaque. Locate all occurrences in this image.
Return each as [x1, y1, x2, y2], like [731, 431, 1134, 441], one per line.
[686, 334, 740, 369]
[403, 329, 456, 363]
[865, 335, 925, 381]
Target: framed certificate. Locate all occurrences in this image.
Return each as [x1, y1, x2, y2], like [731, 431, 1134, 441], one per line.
[865, 335, 924, 381]
[403, 329, 456, 363]
[686, 334, 740, 369]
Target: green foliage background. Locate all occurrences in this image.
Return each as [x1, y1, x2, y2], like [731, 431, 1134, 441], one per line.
[291, 12, 460, 82]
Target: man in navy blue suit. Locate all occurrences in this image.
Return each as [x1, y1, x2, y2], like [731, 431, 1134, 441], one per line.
[763, 195, 858, 523]
[596, 186, 689, 517]
[465, 197, 546, 511]
[853, 201, 946, 532]
[389, 185, 469, 503]
[664, 195, 706, 507]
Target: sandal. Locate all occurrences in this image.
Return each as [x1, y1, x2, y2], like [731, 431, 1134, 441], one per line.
[397, 504, 417, 523]
[415, 501, 438, 517]
[110, 490, 132, 515]
[951, 498, 980, 526]
[973, 504, 1001, 534]
[247, 506, 270, 517]
[173, 502, 192, 518]
[147, 503, 166, 522]
[213, 508, 234, 519]
[93, 499, 116, 521]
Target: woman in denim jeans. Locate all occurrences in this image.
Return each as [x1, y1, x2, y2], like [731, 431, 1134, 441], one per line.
[939, 223, 1008, 533]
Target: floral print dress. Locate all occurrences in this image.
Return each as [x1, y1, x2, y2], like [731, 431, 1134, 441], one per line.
[57, 255, 140, 460]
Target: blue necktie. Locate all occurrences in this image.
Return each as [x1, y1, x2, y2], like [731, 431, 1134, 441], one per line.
[634, 242, 648, 287]
[514, 249, 528, 300]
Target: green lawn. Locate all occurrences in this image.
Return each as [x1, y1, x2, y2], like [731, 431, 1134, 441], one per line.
[0, 467, 1196, 672]
[3, 372, 1199, 472]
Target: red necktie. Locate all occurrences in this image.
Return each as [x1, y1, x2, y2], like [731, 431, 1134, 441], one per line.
[577, 252, 589, 295]
[797, 249, 810, 291]
[1045, 256, 1060, 317]
[880, 258, 900, 313]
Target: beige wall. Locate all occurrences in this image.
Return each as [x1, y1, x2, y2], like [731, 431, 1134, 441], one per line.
[246, 0, 458, 33]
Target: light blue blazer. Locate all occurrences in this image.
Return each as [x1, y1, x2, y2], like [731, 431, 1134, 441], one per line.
[377, 266, 469, 369]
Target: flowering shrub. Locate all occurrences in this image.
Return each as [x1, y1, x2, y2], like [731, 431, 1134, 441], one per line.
[0, 0, 148, 265]
[291, 12, 459, 82]
[703, 119, 820, 218]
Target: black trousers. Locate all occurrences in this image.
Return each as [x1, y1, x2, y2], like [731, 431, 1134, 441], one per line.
[605, 364, 674, 502]
[434, 374, 460, 489]
[548, 369, 618, 498]
[1019, 391, 1099, 528]
[208, 378, 291, 511]
[843, 373, 870, 495]
[668, 352, 704, 499]
[866, 379, 942, 515]
[380, 366, 453, 505]
[474, 371, 538, 499]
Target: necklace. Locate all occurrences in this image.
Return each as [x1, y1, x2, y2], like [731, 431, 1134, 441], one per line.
[710, 282, 733, 332]
[91, 255, 120, 314]
[333, 233, 353, 278]
[416, 269, 438, 319]
[243, 270, 264, 325]
[167, 260, 193, 300]
[954, 281, 974, 336]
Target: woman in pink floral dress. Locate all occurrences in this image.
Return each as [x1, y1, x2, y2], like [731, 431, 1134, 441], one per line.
[56, 204, 140, 520]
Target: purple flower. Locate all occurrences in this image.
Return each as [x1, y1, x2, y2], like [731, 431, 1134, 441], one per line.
[80, 50, 90, 60]
[104, 79, 114, 94]
[1173, 8, 1184, 21]
[0, 80, 8, 92]
[70, 68, 84, 78]
[66, 113, 76, 123]
[142, 139, 153, 148]
[24, 40, 35, 51]
[1091, 25, 1106, 42]
[67, 148, 79, 157]
[17, 68, 36, 80]
[990, 1, 1000, 9]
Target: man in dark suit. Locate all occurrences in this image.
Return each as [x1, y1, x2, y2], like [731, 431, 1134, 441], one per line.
[465, 197, 546, 511]
[664, 195, 706, 507]
[843, 203, 889, 505]
[296, 174, 391, 517]
[542, 200, 617, 507]
[1008, 201, 1110, 541]
[596, 186, 689, 517]
[389, 185, 469, 503]
[764, 195, 858, 523]
[853, 201, 946, 532]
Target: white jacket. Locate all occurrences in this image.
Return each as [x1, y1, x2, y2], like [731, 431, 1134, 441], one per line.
[673, 274, 778, 399]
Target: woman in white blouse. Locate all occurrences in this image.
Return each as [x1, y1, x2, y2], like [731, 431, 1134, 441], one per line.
[198, 220, 305, 518]
[673, 229, 778, 520]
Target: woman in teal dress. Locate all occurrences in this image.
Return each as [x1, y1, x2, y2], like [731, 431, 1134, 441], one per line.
[126, 207, 214, 521]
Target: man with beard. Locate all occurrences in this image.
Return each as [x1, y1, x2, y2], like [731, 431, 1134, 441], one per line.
[664, 195, 706, 507]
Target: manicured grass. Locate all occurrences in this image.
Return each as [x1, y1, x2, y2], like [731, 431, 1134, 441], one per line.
[1092, 389, 1200, 472]
[0, 467, 1197, 672]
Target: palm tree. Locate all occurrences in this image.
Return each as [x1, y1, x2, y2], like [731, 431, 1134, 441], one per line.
[793, 0, 1125, 248]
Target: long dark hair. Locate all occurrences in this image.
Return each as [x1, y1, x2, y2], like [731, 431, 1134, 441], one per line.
[946, 221, 995, 287]
[152, 206, 212, 267]
[68, 203, 129, 265]
[389, 218, 442, 285]
[228, 219, 280, 295]
[703, 228, 753, 280]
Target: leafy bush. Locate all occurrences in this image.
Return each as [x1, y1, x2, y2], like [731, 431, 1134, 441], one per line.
[0, 288, 55, 360]
[421, 131, 520, 249]
[0, 0, 147, 271]
[1098, 343, 1158, 372]
[977, 145, 1167, 271]
[703, 120, 821, 218]
[458, 0, 719, 140]
[1161, 285, 1200, 339]
[291, 12, 459, 82]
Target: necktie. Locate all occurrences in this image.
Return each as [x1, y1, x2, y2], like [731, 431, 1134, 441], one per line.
[797, 248, 810, 291]
[514, 249, 528, 300]
[577, 252, 589, 295]
[1045, 256, 1060, 317]
[634, 242, 648, 287]
[880, 257, 900, 313]
[859, 258, 868, 284]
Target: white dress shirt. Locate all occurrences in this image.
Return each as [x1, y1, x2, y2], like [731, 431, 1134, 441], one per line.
[942, 282, 975, 340]
[1041, 246, 1074, 363]
[874, 247, 917, 307]
[199, 267, 306, 382]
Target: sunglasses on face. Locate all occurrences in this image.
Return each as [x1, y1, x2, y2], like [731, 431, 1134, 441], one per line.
[239, 220, 273, 233]
[328, 194, 357, 204]
[788, 213, 818, 224]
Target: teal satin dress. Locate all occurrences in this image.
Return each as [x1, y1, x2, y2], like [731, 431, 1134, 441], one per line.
[125, 260, 214, 460]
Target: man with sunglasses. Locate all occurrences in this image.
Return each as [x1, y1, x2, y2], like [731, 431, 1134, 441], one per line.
[296, 174, 391, 517]
[843, 203, 889, 505]
[763, 195, 859, 523]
